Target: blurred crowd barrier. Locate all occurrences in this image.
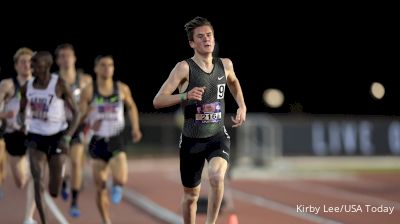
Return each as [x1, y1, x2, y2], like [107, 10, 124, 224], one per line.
[123, 112, 400, 166]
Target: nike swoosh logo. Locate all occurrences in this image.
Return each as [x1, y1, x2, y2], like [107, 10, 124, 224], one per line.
[222, 150, 229, 156]
[110, 96, 119, 102]
[218, 76, 224, 80]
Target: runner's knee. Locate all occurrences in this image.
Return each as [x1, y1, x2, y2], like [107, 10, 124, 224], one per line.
[184, 188, 200, 205]
[71, 157, 82, 169]
[209, 170, 225, 188]
[96, 179, 107, 191]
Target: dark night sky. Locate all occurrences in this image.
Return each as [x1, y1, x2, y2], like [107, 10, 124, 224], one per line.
[0, 8, 398, 115]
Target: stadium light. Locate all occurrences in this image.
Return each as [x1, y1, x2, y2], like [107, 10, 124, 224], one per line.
[263, 88, 284, 108]
[370, 82, 385, 100]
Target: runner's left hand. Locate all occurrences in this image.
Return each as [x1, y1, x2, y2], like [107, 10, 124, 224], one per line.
[132, 129, 143, 143]
[231, 107, 246, 128]
[58, 135, 71, 154]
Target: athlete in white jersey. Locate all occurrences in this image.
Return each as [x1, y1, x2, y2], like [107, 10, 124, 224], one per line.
[0, 68, 6, 201]
[19, 51, 80, 224]
[79, 55, 142, 224]
[0, 48, 37, 224]
[54, 43, 92, 218]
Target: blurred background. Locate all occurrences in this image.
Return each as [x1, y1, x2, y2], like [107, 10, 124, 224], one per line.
[0, 6, 399, 224]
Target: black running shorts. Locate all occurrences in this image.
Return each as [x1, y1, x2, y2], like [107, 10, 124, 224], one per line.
[179, 131, 230, 188]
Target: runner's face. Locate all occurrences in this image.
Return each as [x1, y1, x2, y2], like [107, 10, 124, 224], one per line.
[57, 48, 76, 69]
[15, 54, 32, 76]
[32, 57, 50, 78]
[95, 57, 114, 79]
[190, 25, 215, 54]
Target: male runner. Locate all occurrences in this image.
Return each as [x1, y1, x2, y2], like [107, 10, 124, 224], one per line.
[55, 43, 92, 217]
[0, 67, 5, 199]
[0, 48, 37, 224]
[79, 55, 142, 224]
[0, 126, 5, 200]
[153, 17, 246, 224]
[19, 51, 80, 224]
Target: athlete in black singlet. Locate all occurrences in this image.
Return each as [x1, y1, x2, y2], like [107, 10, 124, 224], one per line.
[153, 17, 246, 224]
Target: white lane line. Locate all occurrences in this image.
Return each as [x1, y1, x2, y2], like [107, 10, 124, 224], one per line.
[123, 188, 183, 224]
[232, 189, 342, 224]
[44, 191, 69, 224]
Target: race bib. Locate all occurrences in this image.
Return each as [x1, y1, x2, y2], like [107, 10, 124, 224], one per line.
[97, 102, 119, 121]
[30, 96, 52, 121]
[195, 102, 222, 124]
